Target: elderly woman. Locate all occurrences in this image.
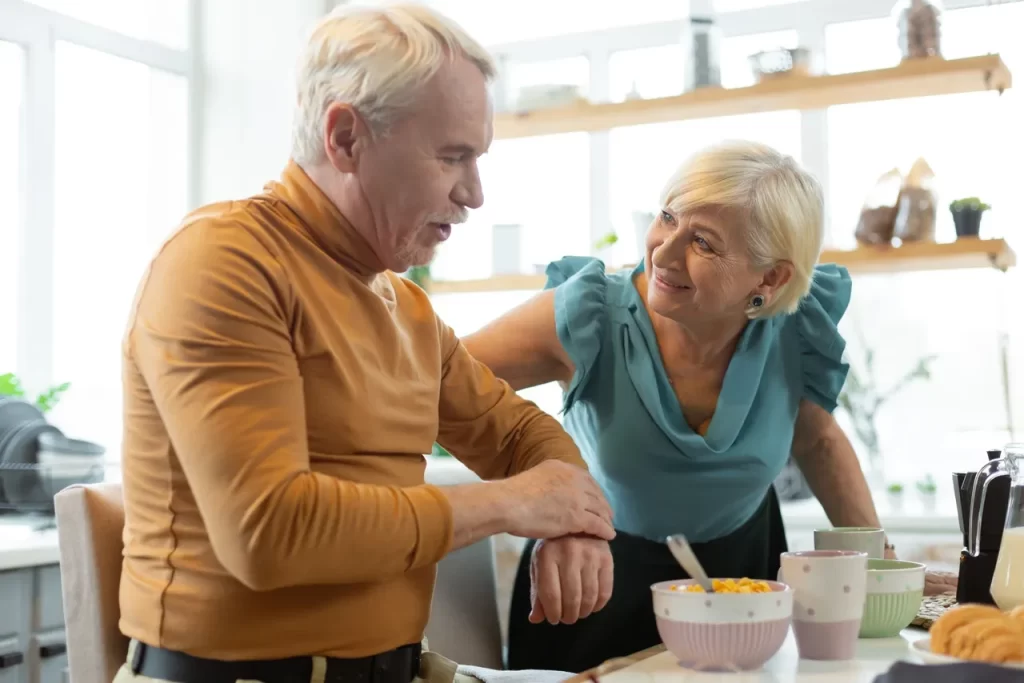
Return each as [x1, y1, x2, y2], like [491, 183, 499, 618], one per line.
[462, 140, 952, 673]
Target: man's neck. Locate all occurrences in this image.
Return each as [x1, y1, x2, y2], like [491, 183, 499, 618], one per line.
[300, 161, 381, 283]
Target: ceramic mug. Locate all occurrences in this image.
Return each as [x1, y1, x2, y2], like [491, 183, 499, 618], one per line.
[814, 527, 886, 559]
[779, 550, 868, 661]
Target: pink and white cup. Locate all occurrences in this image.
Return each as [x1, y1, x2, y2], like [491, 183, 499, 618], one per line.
[778, 550, 868, 661]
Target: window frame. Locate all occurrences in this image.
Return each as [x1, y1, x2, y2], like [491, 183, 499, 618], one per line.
[0, 0, 198, 393]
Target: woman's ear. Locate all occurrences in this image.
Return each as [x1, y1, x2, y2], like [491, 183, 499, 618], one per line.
[760, 261, 794, 297]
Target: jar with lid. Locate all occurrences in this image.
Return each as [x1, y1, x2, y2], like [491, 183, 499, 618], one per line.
[682, 0, 722, 91]
[893, 0, 943, 60]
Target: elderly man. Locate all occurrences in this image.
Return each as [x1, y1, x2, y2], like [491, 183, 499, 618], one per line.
[115, 4, 615, 683]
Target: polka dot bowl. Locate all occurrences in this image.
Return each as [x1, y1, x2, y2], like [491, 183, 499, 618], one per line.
[651, 579, 792, 671]
[859, 559, 925, 638]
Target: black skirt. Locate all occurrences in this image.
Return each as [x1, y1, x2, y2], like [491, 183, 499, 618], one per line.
[505, 486, 789, 673]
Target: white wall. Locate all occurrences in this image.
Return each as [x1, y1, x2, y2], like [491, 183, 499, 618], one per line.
[197, 0, 336, 204]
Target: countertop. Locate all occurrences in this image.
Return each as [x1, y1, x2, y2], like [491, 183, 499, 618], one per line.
[0, 513, 59, 571]
[597, 629, 937, 682]
[0, 458, 962, 573]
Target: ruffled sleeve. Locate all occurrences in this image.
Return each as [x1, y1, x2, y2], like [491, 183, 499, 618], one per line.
[544, 256, 610, 411]
[790, 263, 853, 413]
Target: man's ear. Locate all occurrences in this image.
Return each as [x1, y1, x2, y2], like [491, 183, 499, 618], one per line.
[323, 102, 369, 173]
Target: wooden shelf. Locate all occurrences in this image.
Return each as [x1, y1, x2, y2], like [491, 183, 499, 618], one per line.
[494, 54, 1011, 140]
[428, 239, 1016, 294]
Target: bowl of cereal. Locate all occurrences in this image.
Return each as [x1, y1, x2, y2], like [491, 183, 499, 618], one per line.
[651, 578, 792, 671]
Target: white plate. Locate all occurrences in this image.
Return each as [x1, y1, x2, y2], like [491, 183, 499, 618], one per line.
[911, 636, 1024, 669]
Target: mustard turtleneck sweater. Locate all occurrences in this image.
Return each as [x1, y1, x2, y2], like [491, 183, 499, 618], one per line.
[118, 161, 585, 660]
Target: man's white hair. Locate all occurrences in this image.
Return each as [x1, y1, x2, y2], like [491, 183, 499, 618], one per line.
[291, 2, 496, 166]
[659, 140, 825, 319]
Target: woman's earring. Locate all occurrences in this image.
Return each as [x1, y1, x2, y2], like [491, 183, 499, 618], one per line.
[750, 294, 765, 309]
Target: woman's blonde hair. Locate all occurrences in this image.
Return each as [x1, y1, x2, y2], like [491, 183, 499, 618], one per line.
[659, 140, 824, 318]
[291, 2, 496, 166]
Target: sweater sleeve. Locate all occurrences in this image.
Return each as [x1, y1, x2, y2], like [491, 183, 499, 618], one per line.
[127, 222, 452, 591]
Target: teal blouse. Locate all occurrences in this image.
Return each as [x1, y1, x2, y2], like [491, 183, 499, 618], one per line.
[546, 257, 852, 543]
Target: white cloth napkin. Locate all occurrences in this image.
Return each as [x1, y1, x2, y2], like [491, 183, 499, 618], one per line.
[456, 665, 575, 683]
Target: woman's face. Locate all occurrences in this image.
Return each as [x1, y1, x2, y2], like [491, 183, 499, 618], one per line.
[644, 205, 766, 324]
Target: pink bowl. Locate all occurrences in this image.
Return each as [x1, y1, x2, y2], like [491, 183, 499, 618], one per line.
[651, 579, 792, 671]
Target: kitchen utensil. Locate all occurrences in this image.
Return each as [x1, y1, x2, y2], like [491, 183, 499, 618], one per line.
[650, 579, 791, 671]
[953, 449, 1011, 605]
[666, 534, 714, 593]
[779, 549, 868, 661]
[814, 527, 886, 559]
[860, 559, 925, 638]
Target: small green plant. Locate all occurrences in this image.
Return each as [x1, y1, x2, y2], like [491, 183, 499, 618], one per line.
[404, 264, 432, 290]
[916, 474, 937, 495]
[949, 197, 991, 212]
[0, 373, 71, 413]
[887, 482, 904, 494]
[594, 232, 618, 251]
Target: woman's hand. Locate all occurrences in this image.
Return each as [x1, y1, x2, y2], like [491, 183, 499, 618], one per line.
[924, 570, 958, 596]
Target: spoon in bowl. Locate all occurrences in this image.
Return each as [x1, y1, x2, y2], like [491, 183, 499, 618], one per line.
[666, 534, 714, 593]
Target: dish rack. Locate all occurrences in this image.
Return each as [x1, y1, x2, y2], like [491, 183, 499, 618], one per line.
[0, 459, 108, 514]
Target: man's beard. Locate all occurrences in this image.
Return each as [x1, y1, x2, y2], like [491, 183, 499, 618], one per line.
[396, 210, 469, 267]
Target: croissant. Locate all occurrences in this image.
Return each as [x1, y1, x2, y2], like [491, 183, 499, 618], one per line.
[930, 603, 1024, 664]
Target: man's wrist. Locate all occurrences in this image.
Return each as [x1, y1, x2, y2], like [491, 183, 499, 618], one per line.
[444, 481, 515, 549]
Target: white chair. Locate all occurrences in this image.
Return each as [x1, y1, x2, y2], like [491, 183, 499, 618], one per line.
[424, 459, 504, 669]
[53, 464, 505, 683]
[54, 483, 130, 683]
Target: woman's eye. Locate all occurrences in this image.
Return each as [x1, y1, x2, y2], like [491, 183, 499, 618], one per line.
[442, 157, 462, 165]
[660, 210, 675, 225]
[694, 236, 712, 251]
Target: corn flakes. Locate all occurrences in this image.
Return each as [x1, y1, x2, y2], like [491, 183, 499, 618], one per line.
[672, 578, 772, 594]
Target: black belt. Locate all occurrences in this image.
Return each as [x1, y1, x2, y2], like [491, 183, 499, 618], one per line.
[129, 639, 421, 683]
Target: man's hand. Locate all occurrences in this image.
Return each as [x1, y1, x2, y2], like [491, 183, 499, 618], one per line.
[499, 461, 616, 541]
[529, 536, 614, 625]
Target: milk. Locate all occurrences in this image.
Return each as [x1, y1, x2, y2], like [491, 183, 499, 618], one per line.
[991, 526, 1024, 611]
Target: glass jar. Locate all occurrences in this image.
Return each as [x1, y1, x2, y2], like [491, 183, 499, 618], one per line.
[683, 0, 722, 91]
[892, 0, 944, 60]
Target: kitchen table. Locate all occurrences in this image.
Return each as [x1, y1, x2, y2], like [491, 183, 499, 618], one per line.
[567, 628, 933, 681]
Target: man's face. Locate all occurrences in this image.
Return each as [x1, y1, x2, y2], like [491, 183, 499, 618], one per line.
[351, 56, 492, 273]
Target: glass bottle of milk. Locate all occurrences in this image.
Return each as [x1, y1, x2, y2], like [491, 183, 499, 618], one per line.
[991, 444, 1024, 611]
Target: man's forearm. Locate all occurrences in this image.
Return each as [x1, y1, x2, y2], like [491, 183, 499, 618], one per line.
[443, 481, 514, 551]
[792, 425, 882, 529]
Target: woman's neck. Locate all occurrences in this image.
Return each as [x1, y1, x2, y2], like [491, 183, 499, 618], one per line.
[652, 312, 746, 366]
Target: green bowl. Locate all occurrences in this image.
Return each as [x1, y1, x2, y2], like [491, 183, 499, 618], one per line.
[859, 559, 925, 638]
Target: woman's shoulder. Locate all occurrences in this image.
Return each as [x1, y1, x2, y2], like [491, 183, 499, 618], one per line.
[545, 255, 617, 288]
[781, 263, 853, 412]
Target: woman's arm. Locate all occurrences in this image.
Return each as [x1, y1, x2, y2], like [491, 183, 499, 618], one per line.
[791, 398, 958, 594]
[462, 290, 574, 391]
[790, 399, 883, 531]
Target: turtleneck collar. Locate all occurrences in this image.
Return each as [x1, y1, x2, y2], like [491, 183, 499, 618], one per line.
[265, 160, 387, 280]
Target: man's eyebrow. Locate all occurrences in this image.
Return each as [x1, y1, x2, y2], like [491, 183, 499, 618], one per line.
[440, 144, 481, 157]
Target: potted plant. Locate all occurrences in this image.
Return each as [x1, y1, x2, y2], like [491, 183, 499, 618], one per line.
[404, 264, 432, 292]
[949, 197, 991, 239]
[886, 482, 905, 510]
[594, 231, 618, 257]
[916, 474, 938, 511]
[0, 373, 70, 413]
